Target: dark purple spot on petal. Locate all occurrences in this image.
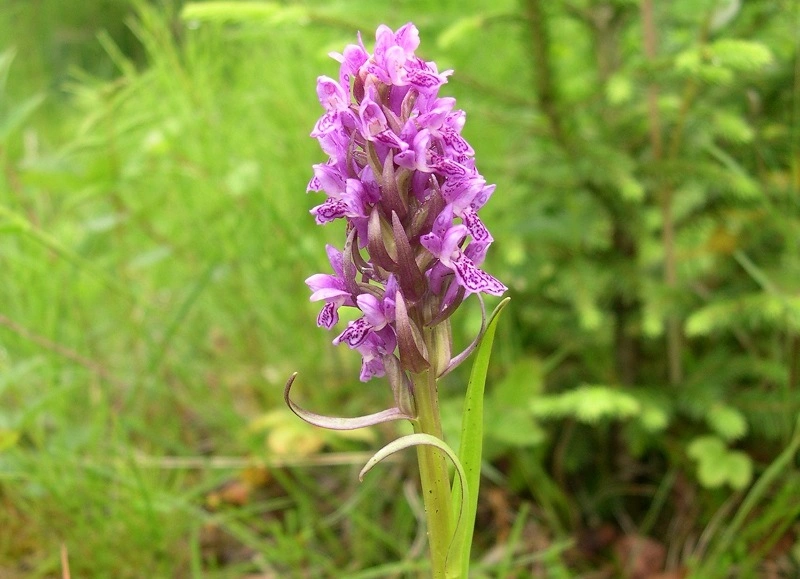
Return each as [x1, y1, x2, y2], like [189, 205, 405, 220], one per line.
[312, 199, 348, 224]
[317, 302, 339, 329]
[462, 208, 492, 243]
[441, 130, 470, 154]
[407, 69, 441, 89]
[452, 253, 507, 296]
[336, 317, 372, 348]
[430, 155, 467, 177]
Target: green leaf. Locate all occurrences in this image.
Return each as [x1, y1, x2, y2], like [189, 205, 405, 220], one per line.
[707, 404, 748, 441]
[532, 385, 641, 424]
[359, 433, 469, 579]
[485, 356, 545, 448]
[686, 293, 800, 336]
[698, 416, 800, 574]
[707, 39, 773, 72]
[451, 297, 510, 577]
[711, 111, 754, 143]
[687, 435, 753, 490]
[726, 451, 753, 491]
[687, 435, 726, 461]
[605, 73, 633, 105]
[639, 402, 670, 432]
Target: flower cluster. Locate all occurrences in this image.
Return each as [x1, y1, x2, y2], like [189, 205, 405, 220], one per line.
[306, 23, 506, 384]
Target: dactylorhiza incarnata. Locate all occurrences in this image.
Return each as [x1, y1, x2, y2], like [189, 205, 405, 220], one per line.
[284, 22, 509, 578]
[291, 23, 506, 419]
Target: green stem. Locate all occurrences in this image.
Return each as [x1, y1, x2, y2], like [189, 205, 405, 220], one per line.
[411, 366, 453, 579]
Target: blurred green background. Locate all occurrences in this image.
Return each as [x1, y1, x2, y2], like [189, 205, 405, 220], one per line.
[1, 0, 799, 577]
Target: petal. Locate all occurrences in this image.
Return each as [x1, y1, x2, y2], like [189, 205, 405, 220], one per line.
[450, 252, 507, 296]
[309, 287, 350, 303]
[326, 244, 345, 278]
[316, 75, 348, 111]
[310, 199, 348, 224]
[360, 356, 386, 381]
[394, 23, 420, 54]
[311, 162, 346, 195]
[306, 272, 342, 293]
[310, 111, 338, 138]
[471, 183, 495, 211]
[317, 301, 339, 329]
[383, 45, 408, 85]
[357, 294, 386, 328]
[461, 207, 493, 244]
[333, 316, 372, 348]
[429, 154, 469, 178]
[440, 223, 469, 262]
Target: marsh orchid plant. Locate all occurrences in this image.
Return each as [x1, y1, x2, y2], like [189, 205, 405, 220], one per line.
[286, 23, 509, 578]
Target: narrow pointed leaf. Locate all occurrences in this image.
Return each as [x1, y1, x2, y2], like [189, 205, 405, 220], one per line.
[395, 291, 431, 373]
[383, 354, 416, 417]
[285, 373, 412, 430]
[382, 150, 408, 220]
[392, 211, 427, 301]
[408, 176, 446, 239]
[341, 228, 360, 295]
[451, 297, 510, 576]
[367, 206, 398, 271]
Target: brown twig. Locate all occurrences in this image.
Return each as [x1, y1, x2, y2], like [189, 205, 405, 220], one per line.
[522, 0, 569, 151]
[60, 543, 71, 579]
[641, 0, 683, 386]
[126, 452, 401, 469]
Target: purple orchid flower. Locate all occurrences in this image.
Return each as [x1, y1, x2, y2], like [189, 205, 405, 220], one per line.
[302, 22, 506, 381]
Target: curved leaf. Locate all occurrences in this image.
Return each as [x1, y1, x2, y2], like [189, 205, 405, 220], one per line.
[358, 433, 468, 577]
[284, 373, 412, 430]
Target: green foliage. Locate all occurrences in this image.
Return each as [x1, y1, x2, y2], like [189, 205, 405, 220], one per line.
[483, 356, 546, 451]
[687, 435, 752, 490]
[705, 403, 748, 441]
[532, 385, 641, 424]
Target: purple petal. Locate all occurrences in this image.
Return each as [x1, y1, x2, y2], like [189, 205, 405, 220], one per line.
[317, 301, 339, 329]
[326, 244, 345, 278]
[310, 199, 348, 224]
[462, 207, 493, 243]
[316, 75, 349, 111]
[429, 154, 468, 178]
[451, 252, 507, 296]
[308, 287, 350, 303]
[333, 316, 372, 348]
[357, 293, 386, 329]
[394, 23, 420, 54]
